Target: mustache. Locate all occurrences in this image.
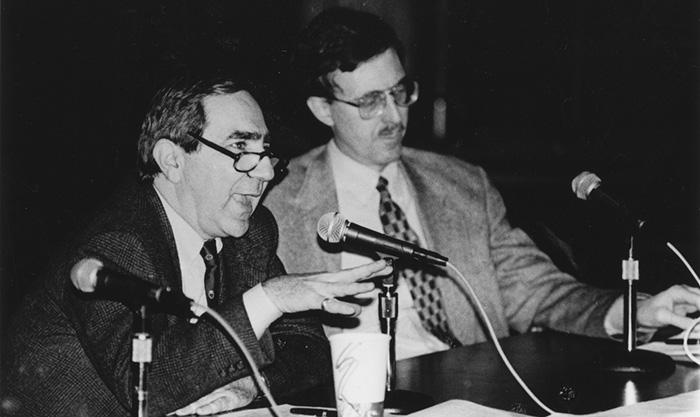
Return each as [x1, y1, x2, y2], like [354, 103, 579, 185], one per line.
[378, 123, 406, 137]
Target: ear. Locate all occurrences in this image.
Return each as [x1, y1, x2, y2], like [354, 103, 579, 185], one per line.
[152, 138, 185, 183]
[306, 96, 335, 127]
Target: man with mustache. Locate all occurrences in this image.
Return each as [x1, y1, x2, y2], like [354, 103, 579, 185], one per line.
[263, 7, 700, 360]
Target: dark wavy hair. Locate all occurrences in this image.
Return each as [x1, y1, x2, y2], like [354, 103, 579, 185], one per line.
[137, 76, 249, 182]
[291, 7, 405, 99]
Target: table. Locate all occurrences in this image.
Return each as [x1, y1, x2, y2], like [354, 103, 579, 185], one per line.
[393, 331, 700, 416]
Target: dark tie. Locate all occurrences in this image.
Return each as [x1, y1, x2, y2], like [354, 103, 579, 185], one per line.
[199, 239, 221, 308]
[376, 176, 460, 348]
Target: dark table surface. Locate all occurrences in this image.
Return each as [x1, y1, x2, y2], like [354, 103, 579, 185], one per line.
[393, 331, 700, 416]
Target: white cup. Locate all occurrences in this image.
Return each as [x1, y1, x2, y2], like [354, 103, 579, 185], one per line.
[329, 332, 390, 417]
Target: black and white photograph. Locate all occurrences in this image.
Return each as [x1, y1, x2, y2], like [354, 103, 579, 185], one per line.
[1, 1, 699, 416]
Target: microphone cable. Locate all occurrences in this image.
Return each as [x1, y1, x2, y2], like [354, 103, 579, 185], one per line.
[664, 242, 700, 365]
[446, 262, 557, 415]
[681, 317, 700, 366]
[666, 241, 700, 287]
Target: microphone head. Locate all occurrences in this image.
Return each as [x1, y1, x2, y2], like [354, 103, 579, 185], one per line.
[70, 258, 103, 292]
[317, 212, 348, 243]
[571, 171, 601, 200]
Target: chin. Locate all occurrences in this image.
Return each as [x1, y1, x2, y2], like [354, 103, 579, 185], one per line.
[225, 222, 250, 238]
[376, 150, 402, 166]
[379, 140, 402, 154]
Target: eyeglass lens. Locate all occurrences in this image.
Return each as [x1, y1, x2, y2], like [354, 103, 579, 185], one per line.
[235, 153, 281, 173]
[358, 79, 417, 119]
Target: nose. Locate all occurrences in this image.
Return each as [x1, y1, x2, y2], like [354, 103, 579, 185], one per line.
[380, 91, 403, 123]
[247, 156, 275, 182]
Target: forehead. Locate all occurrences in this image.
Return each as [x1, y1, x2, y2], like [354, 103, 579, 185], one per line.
[332, 48, 406, 98]
[201, 91, 268, 139]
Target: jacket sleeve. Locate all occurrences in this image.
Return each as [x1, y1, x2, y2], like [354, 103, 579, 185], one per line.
[243, 206, 332, 401]
[259, 254, 332, 402]
[480, 170, 620, 337]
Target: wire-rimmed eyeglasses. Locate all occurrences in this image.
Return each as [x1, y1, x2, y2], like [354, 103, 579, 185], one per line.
[187, 131, 288, 175]
[329, 77, 419, 120]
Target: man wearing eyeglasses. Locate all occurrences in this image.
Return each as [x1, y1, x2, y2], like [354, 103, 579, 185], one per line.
[3, 76, 392, 416]
[263, 6, 700, 360]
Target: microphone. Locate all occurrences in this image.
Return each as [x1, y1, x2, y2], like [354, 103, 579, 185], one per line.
[71, 259, 195, 318]
[571, 171, 660, 241]
[317, 212, 448, 266]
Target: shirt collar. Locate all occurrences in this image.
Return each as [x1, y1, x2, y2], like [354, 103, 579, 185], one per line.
[328, 138, 402, 195]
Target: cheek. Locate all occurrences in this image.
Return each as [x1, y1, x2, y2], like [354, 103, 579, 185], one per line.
[400, 107, 410, 123]
[335, 107, 370, 132]
[338, 118, 374, 141]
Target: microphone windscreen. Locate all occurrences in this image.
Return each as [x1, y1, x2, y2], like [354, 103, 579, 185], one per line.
[571, 171, 601, 200]
[317, 212, 346, 243]
[70, 258, 103, 292]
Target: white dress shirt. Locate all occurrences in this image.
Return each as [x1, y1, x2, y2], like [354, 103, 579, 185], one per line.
[327, 139, 450, 359]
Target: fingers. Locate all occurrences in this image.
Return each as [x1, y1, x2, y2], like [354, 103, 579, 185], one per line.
[331, 281, 376, 297]
[173, 401, 200, 415]
[651, 307, 699, 331]
[262, 260, 394, 314]
[659, 285, 700, 311]
[327, 260, 393, 283]
[193, 395, 241, 415]
[674, 285, 700, 309]
[172, 379, 257, 415]
[173, 393, 223, 416]
[667, 314, 694, 330]
[637, 284, 700, 329]
[364, 261, 394, 280]
[320, 297, 362, 317]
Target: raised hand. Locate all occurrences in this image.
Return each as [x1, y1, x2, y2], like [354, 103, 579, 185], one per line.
[261, 259, 392, 316]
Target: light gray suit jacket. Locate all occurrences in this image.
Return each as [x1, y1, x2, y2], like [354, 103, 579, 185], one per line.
[263, 144, 620, 346]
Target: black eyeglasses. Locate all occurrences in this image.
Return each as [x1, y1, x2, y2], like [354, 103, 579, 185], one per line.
[329, 77, 419, 120]
[187, 132, 288, 174]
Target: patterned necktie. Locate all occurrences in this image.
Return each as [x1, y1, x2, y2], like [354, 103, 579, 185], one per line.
[199, 239, 221, 308]
[376, 176, 460, 348]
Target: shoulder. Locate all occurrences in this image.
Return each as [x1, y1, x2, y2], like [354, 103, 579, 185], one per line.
[264, 144, 327, 204]
[57, 178, 173, 280]
[401, 147, 491, 190]
[282, 144, 326, 181]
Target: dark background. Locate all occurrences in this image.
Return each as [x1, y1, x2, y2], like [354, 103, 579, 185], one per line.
[1, 0, 698, 352]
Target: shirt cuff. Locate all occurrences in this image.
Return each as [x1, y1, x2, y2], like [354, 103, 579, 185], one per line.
[604, 293, 655, 338]
[243, 283, 283, 339]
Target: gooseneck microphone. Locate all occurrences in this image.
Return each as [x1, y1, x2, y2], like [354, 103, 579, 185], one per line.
[571, 171, 661, 241]
[71, 258, 195, 318]
[316, 212, 448, 266]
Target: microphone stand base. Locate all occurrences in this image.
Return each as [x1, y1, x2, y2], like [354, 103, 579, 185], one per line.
[591, 348, 675, 377]
[384, 389, 435, 415]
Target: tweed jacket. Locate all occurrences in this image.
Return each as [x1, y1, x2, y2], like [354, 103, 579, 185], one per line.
[3, 178, 330, 417]
[263, 144, 621, 346]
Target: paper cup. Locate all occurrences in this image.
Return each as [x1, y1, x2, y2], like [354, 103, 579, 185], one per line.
[329, 332, 390, 417]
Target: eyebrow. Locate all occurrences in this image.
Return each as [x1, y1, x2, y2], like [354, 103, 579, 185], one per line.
[356, 76, 409, 99]
[225, 130, 271, 143]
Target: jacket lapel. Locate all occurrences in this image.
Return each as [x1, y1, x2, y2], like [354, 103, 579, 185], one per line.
[291, 146, 342, 272]
[402, 158, 502, 344]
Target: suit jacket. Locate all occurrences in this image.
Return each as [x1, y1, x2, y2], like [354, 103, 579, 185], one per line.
[3, 177, 330, 417]
[263, 144, 620, 346]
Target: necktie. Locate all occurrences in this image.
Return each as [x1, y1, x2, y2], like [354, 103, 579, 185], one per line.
[376, 176, 460, 348]
[200, 239, 221, 308]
